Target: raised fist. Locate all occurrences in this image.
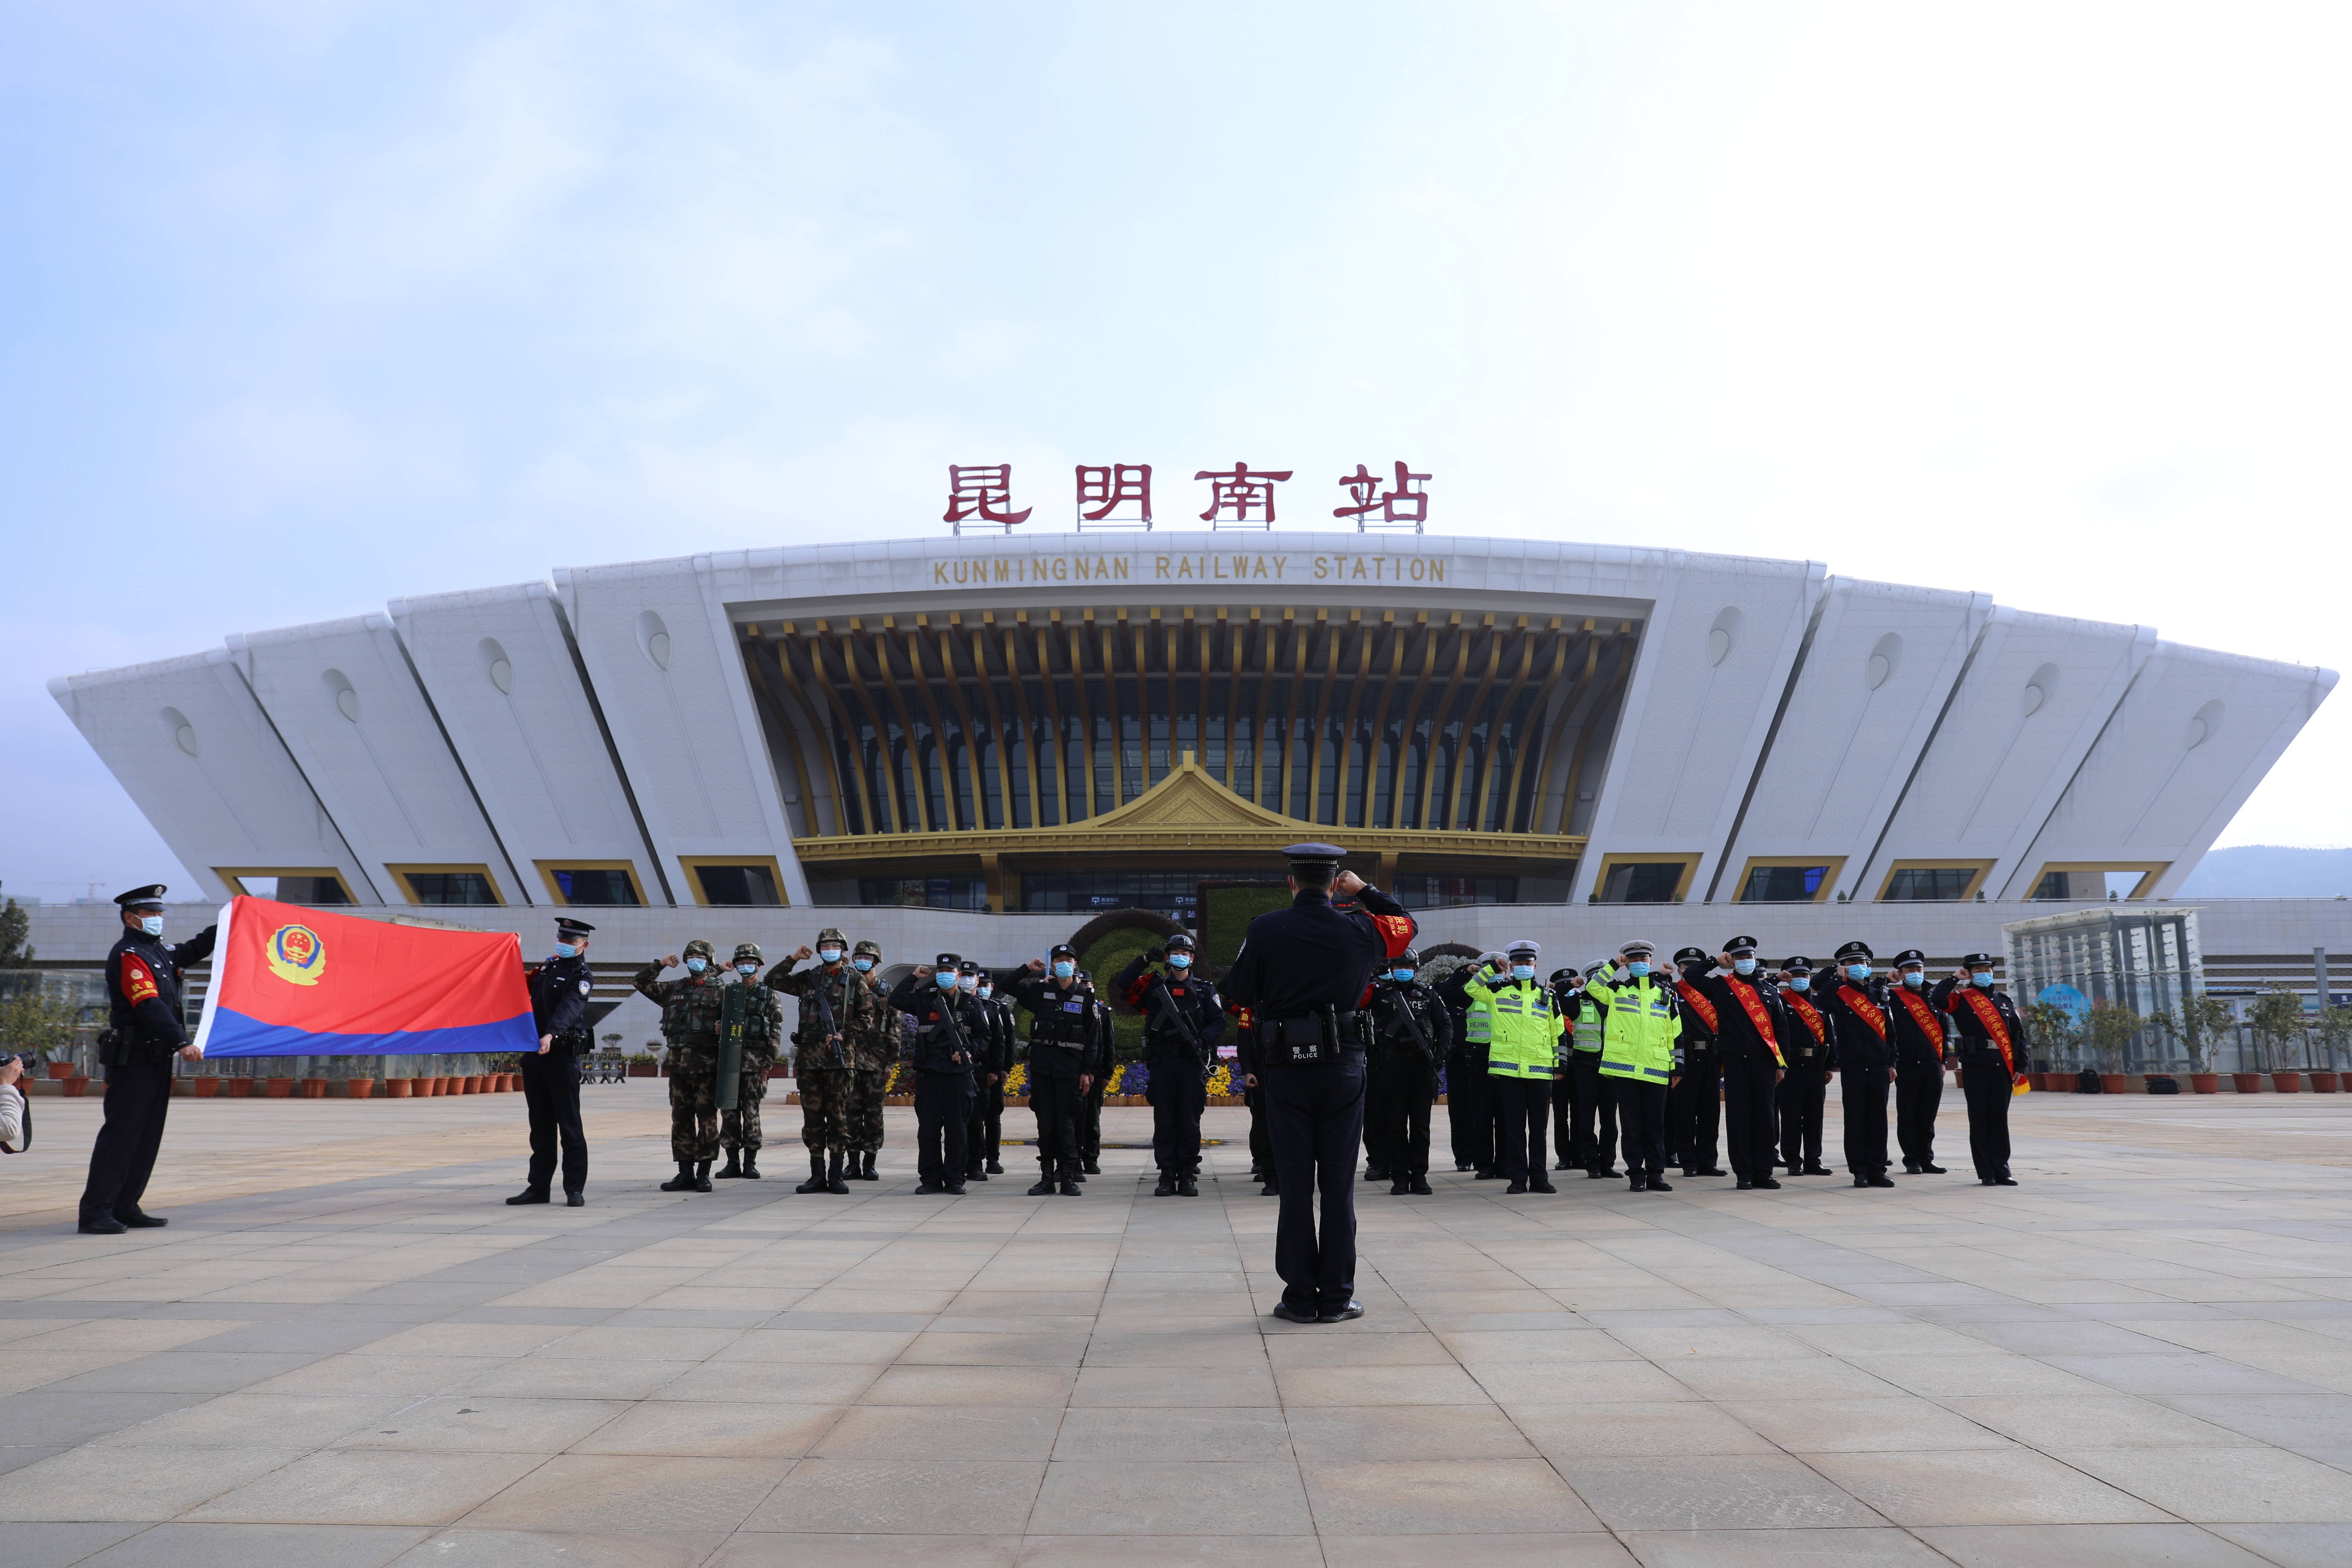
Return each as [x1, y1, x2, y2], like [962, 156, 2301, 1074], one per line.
[792, 945, 813, 962]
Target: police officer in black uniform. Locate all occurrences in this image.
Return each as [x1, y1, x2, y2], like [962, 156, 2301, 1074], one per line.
[1817, 940, 1897, 1186]
[1223, 843, 1416, 1324]
[1692, 934, 1786, 1191]
[959, 963, 1005, 1183]
[1669, 945, 1726, 1178]
[511, 916, 594, 1206]
[1367, 947, 1444, 1195]
[80, 885, 216, 1235]
[1009, 942, 1097, 1197]
[1568, 962, 1619, 1178]
[1934, 953, 2026, 1185]
[895, 951, 984, 1194]
[1888, 947, 1949, 1174]
[1774, 957, 1835, 1176]
[1118, 933, 1224, 1197]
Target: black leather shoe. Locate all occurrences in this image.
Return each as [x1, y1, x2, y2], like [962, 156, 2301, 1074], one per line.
[1695, 1167, 1727, 1177]
[506, 1189, 551, 1205]
[565, 1191, 585, 1207]
[1991, 1175, 2019, 1186]
[78, 1214, 127, 1235]
[1261, 1182, 1281, 1197]
[1530, 1179, 1557, 1194]
[1027, 1171, 1058, 1196]
[1474, 1168, 1503, 1180]
[1083, 1160, 1102, 1175]
[915, 1182, 941, 1194]
[1364, 1165, 1389, 1182]
[1390, 1178, 1412, 1195]
[1803, 1162, 1833, 1176]
[1646, 1176, 1673, 1192]
[1319, 1301, 1366, 1323]
[1589, 1167, 1620, 1179]
[986, 1160, 1003, 1174]
[1177, 1175, 1198, 1196]
[1854, 1175, 1871, 1188]
[1868, 1175, 1896, 1188]
[1454, 1161, 1472, 1171]
[1057, 1178, 1082, 1197]
[1411, 1176, 1432, 1195]
[1903, 1164, 1923, 1174]
[1155, 1174, 1178, 1197]
[1736, 1178, 1755, 1190]
[1505, 1178, 1528, 1195]
[966, 1167, 987, 1183]
[1754, 1177, 1782, 1190]
[1920, 1163, 1947, 1174]
[115, 1210, 168, 1227]
[1629, 1172, 1648, 1192]
[1271, 1301, 1318, 1324]
[945, 1184, 967, 1195]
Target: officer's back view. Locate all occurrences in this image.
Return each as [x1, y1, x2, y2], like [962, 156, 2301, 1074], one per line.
[1223, 843, 1416, 1324]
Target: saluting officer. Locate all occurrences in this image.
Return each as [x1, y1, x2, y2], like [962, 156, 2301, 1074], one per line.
[1457, 941, 1564, 1195]
[1076, 972, 1115, 1178]
[1774, 957, 1835, 1177]
[715, 943, 784, 1181]
[1817, 941, 1897, 1186]
[1668, 946, 1726, 1178]
[79, 885, 215, 1235]
[636, 940, 727, 1194]
[1887, 948, 1950, 1175]
[1691, 936, 1788, 1191]
[511, 916, 594, 1207]
[1545, 968, 1581, 1171]
[1585, 941, 1678, 1191]
[960, 963, 1005, 1183]
[1009, 943, 1096, 1197]
[1934, 954, 2026, 1186]
[1224, 843, 1416, 1324]
[1566, 963, 1618, 1178]
[894, 952, 985, 1195]
[1367, 948, 1444, 1195]
[1118, 933, 1224, 1197]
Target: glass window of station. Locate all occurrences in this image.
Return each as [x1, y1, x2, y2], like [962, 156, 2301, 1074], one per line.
[694, 864, 783, 905]
[551, 867, 641, 906]
[1741, 863, 1829, 902]
[402, 871, 499, 905]
[1885, 867, 1976, 901]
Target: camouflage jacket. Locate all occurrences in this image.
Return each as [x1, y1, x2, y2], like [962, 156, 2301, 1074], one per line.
[634, 963, 729, 1048]
[768, 958, 898, 1073]
[732, 982, 786, 1062]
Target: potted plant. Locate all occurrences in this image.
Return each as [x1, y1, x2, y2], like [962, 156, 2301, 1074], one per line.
[385, 1077, 412, 1097]
[2310, 1004, 2352, 1093]
[346, 1076, 376, 1099]
[2023, 1001, 2082, 1095]
[628, 1050, 659, 1078]
[2081, 1001, 2140, 1096]
[2250, 989, 2310, 1094]
[299, 1077, 328, 1098]
[2156, 994, 2234, 1094]
[264, 1076, 295, 1097]
[190, 1072, 221, 1098]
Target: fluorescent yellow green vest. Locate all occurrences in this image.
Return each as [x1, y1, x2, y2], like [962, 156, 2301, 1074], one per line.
[1463, 975, 1565, 1079]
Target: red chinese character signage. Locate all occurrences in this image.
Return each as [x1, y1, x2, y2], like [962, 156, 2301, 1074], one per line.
[1076, 464, 1153, 529]
[944, 464, 1032, 533]
[1334, 461, 1430, 532]
[1194, 462, 1294, 528]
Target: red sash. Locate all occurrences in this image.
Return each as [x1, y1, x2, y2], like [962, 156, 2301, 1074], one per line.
[1893, 986, 1942, 1046]
[1723, 978, 1786, 1067]
[1953, 986, 2016, 1078]
[1675, 980, 1718, 1032]
[1786, 993, 1827, 1044]
[1837, 985, 1887, 1041]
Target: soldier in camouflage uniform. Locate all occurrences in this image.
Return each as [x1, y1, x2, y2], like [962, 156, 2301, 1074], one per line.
[636, 939, 728, 1194]
[769, 931, 893, 1196]
[844, 940, 896, 1181]
[716, 941, 785, 1180]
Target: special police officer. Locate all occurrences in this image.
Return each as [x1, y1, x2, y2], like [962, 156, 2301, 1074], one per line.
[1934, 954, 2026, 1185]
[79, 885, 216, 1235]
[1668, 946, 1726, 1179]
[1887, 948, 1950, 1175]
[1585, 941, 1677, 1192]
[636, 940, 727, 1193]
[1693, 936, 1787, 1191]
[1076, 971, 1115, 1178]
[1117, 933, 1224, 1197]
[1817, 941, 1897, 1186]
[1223, 843, 1416, 1324]
[1457, 941, 1564, 1195]
[1366, 948, 1444, 1195]
[895, 952, 985, 1194]
[1545, 967, 1582, 1170]
[1774, 957, 1835, 1177]
[1010, 943, 1096, 1197]
[510, 915, 593, 1207]
[1442, 960, 1490, 1176]
[1566, 963, 1618, 1179]
[715, 943, 784, 1181]
[961, 963, 1007, 1183]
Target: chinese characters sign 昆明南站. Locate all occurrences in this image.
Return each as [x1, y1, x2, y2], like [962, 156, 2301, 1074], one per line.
[944, 461, 1433, 535]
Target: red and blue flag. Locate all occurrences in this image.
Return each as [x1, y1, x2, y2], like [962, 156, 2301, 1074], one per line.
[193, 896, 536, 1058]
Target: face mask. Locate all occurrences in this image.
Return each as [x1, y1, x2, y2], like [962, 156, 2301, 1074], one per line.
[1511, 964, 1535, 981]
[553, 942, 578, 959]
[936, 971, 958, 990]
[1973, 971, 1994, 987]
[1790, 976, 1810, 992]
[737, 962, 758, 976]
[852, 957, 875, 972]
[1168, 954, 1192, 969]
[140, 915, 164, 938]
[685, 957, 707, 974]
[1391, 967, 1415, 982]
[1733, 958, 1757, 975]
[818, 948, 842, 964]
[960, 976, 979, 992]
[1902, 969, 1923, 987]
[978, 985, 992, 999]
[1846, 964, 1871, 982]
[1627, 961, 1650, 978]
[1053, 961, 1074, 979]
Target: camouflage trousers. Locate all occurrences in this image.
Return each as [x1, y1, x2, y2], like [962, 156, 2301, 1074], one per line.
[668, 1046, 720, 1163]
[720, 1048, 776, 1152]
[850, 1069, 888, 1153]
[798, 1067, 850, 1155]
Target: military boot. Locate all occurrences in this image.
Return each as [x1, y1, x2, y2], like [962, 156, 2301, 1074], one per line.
[1177, 1172, 1198, 1197]
[1082, 1158, 1101, 1175]
[1057, 1169, 1083, 1197]
[715, 1151, 744, 1179]
[1027, 1161, 1059, 1197]
[743, 1151, 761, 1179]
[661, 1162, 699, 1192]
[796, 1153, 829, 1194]
[855, 1150, 879, 1181]
[694, 1160, 714, 1193]
[1410, 1174, 1433, 1195]
[825, 1150, 850, 1195]
[1154, 1172, 1178, 1197]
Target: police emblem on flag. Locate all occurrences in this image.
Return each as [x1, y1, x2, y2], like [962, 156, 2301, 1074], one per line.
[265, 924, 327, 987]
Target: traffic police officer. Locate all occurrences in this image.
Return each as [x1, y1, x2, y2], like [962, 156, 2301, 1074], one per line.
[1888, 948, 1950, 1174]
[716, 942, 783, 1181]
[1818, 940, 1897, 1186]
[79, 885, 215, 1234]
[636, 940, 727, 1193]
[1774, 957, 1835, 1176]
[1459, 940, 1564, 1195]
[1118, 933, 1224, 1197]
[511, 916, 593, 1206]
[1934, 954, 2026, 1185]
[1585, 941, 1677, 1191]
[1010, 943, 1097, 1196]
[1692, 935, 1787, 1191]
[1367, 948, 1444, 1195]
[1223, 843, 1416, 1323]
[1668, 946, 1725, 1178]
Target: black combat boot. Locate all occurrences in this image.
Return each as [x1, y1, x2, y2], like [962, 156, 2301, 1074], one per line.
[1647, 1174, 1673, 1192]
[796, 1153, 829, 1193]
[825, 1150, 850, 1195]
[966, 1164, 988, 1183]
[1028, 1161, 1059, 1196]
[1177, 1172, 1198, 1197]
[1410, 1174, 1433, 1195]
[1505, 1176, 1528, 1195]
[1083, 1158, 1101, 1175]
[1629, 1170, 1649, 1192]
[1390, 1176, 1411, 1196]
[1155, 1172, 1178, 1197]
[1364, 1163, 1390, 1183]
[693, 1160, 714, 1193]
[1530, 1175, 1557, 1194]
[856, 1150, 879, 1181]
[661, 1162, 698, 1192]
[743, 1151, 760, 1179]
[986, 1157, 1003, 1174]
[1058, 1167, 1083, 1196]
[715, 1151, 743, 1179]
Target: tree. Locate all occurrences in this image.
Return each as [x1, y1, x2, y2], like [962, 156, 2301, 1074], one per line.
[2080, 1001, 2143, 1074]
[2314, 1006, 2352, 1072]
[0, 897, 31, 968]
[2247, 988, 2311, 1073]
[2146, 993, 2235, 1072]
[0, 986, 79, 1059]
[2023, 1001, 2081, 1072]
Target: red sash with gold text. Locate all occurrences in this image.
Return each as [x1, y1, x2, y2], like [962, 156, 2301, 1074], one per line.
[1837, 985, 1887, 1041]
[1723, 978, 1786, 1067]
[1676, 980, 1718, 1033]
[1953, 986, 2016, 1079]
[1893, 986, 1942, 1048]
[1786, 993, 1827, 1044]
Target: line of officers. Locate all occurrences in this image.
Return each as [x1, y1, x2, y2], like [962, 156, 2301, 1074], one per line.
[1357, 933, 2031, 1196]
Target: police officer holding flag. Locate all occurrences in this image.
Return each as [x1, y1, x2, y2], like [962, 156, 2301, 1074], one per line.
[79, 885, 214, 1235]
[510, 916, 593, 1207]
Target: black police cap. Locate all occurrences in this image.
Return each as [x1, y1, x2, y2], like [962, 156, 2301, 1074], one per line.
[114, 884, 169, 909]
[1782, 956, 1813, 973]
[960, 959, 982, 975]
[1050, 942, 1078, 959]
[1961, 952, 1998, 968]
[1548, 967, 1578, 985]
[934, 952, 961, 969]
[1723, 934, 1759, 955]
[1283, 841, 1346, 869]
[1833, 939, 1874, 962]
[554, 916, 596, 936]
[1892, 948, 1927, 966]
[1672, 945, 1709, 966]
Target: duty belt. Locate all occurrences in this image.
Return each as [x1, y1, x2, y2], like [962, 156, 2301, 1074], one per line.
[1263, 1008, 1363, 1065]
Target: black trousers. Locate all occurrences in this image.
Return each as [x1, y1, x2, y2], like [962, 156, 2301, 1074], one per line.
[1079, 1073, 1107, 1163]
[1030, 1073, 1082, 1170]
[1147, 1057, 1206, 1172]
[1489, 1075, 1553, 1181]
[914, 1074, 970, 1187]
[1448, 1049, 1491, 1170]
[1569, 1053, 1617, 1171]
[1264, 1054, 1367, 1314]
[1245, 1080, 1272, 1173]
[1611, 1077, 1668, 1176]
[1373, 1058, 1437, 1176]
[1681, 1058, 1721, 1172]
[1363, 1069, 1399, 1172]
[1841, 1066, 1891, 1175]
[1722, 1055, 1781, 1182]
[1960, 1062, 2013, 1180]
[964, 1084, 996, 1173]
[79, 1059, 174, 1223]
[1896, 1054, 1944, 1169]
[1777, 1062, 1828, 1169]
[520, 1050, 587, 1195]
[1666, 1073, 1691, 1165]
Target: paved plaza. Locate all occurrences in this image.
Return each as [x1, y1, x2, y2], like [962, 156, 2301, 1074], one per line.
[6, 1090, 2352, 1566]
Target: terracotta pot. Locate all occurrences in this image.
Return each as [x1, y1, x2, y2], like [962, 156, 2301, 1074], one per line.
[386, 1078, 412, 1097]
[473, 1074, 489, 1093]
[2232, 1072, 2263, 1093]
[300, 1078, 328, 1098]
[264, 1077, 294, 1097]
[346, 1078, 377, 1099]
[46, 1061, 75, 1079]
[2190, 1073, 2220, 1094]
[2310, 1071, 2339, 1093]
[62, 1076, 88, 1097]
[2099, 1073, 2129, 1095]
[629, 1063, 656, 1076]
[190, 1075, 222, 1098]
[2274, 1072, 2303, 1093]
[223, 1076, 252, 1097]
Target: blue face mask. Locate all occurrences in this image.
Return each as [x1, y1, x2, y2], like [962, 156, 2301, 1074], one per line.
[1846, 964, 1871, 981]
[936, 971, 959, 990]
[1511, 964, 1536, 981]
[818, 948, 843, 965]
[852, 957, 875, 972]
[685, 957, 707, 974]
[737, 962, 758, 976]
[553, 942, 579, 959]
[1391, 967, 1415, 982]
[1627, 961, 1650, 978]
[1053, 961, 1074, 979]
[1733, 958, 1757, 975]
[1973, 971, 1994, 987]
[1790, 975, 1810, 991]
[1901, 969, 1924, 987]
[978, 985, 992, 999]
[1168, 954, 1192, 968]
[141, 915, 165, 938]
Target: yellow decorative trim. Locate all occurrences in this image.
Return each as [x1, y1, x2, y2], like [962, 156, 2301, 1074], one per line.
[533, 860, 648, 908]
[1731, 855, 1848, 904]
[2026, 861, 2170, 900]
[1874, 858, 1998, 902]
[679, 854, 792, 907]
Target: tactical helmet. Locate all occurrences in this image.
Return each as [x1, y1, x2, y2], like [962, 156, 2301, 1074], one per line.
[816, 927, 848, 949]
[1396, 947, 1422, 969]
[853, 938, 883, 960]
[733, 941, 763, 964]
[1165, 932, 1196, 953]
[683, 938, 716, 960]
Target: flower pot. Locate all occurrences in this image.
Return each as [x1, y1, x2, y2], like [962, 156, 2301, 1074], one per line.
[190, 1075, 222, 1098]
[300, 1078, 328, 1098]
[386, 1078, 412, 1097]
[46, 1061, 75, 1079]
[472, 1074, 489, 1093]
[62, 1076, 88, 1097]
[2099, 1073, 2129, 1095]
[2232, 1072, 2263, 1094]
[346, 1078, 377, 1099]
[2190, 1073, 2219, 1094]
[264, 1078, 294, 1098]
[629, 1063, 657, 1077]
[2310, 1071, 2339, 1093]
[2273, 1072, 2303, 1093]
[224, 1076, 253, 1097]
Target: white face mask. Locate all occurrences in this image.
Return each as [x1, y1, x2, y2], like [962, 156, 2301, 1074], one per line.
[140, 915, 164, 938]
[959, 975, 978, 991]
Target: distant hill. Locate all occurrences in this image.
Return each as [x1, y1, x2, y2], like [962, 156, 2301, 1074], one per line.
[2177, 845, 2352, 898]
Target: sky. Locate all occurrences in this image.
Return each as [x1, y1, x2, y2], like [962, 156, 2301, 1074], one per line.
[4, 0, 2349, 904]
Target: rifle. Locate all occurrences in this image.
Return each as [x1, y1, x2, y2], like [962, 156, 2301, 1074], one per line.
[807, 967, 846, 1070]
[718, 983, 748, 1112]
[1144, 971, 1207, 1063]
[1381, 985, 1440, 1063]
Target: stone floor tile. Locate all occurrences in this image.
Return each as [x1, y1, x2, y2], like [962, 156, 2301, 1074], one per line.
[2053, 1446, 2352, 1522]
[1555, 1454, 1884, 1531]
[1474, 1360, 1699, 1404]
[99, 1393, 408, 1449]
[1026, 1460, 1310, 1535]
[44, 1352, 320, 1395]
[386, 1528, 719, 1567]
[0, 1523, 145, 1568]
[1514, 1400, 1778, 1457]
[860, 1365, 1077, 1406]
[897, 1332, 1089, 1366]
[2204, 1521, 2352, 1567]
[331, 1395, 631, 1453]
[1662, 1356, 1905, 1402]
[713, 1329, 917, 1363]
[1619, 1526, 1962, 1566]
[1300, 1457, 1597, 1533]
[1285, 1402, 1535, 1460]
[1072, 1363, 1279, 1406]
[185, 1449, 545, 1525]
[457, 1357, 697, 1399]
[1608, 1324, 1818, 1361]
[1840, 1352, 2102, 1399]
[1080, 1330, 1270, 1367]
[245, 1354, 508, 1396]
[568, 1401, 841, 1458]
[1914, 1522, 2276, 1567]
[1319, 1533, 1636, 1567]
[458, 1454, 784, 1534]
[742, 1460, 1045, 1534]
[0, 1445, 304, 1523]
[2160, 1393, 2352, 1450]
[1808, 1447, 2170, 1526]
[1012, 1536, 1324, 1568]
[1271, 1363, 1489, 1406]
[1723, 1395, 2017, 1453]
[1435, 1329, 1636, 1363]
[651, 1360, 880, 1403]
[1937, 1394, 2255, 1449]
[813, 1404, 1063, 1460]
[75, 1522, 431, 1568]
[2044, 1353, 2327, 1397]
[707, 1534, 1020, 1568]
[357, 1322, 574, 1357]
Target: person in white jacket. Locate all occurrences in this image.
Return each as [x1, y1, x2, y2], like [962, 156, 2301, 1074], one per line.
[0, 1053, 28, 1154]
